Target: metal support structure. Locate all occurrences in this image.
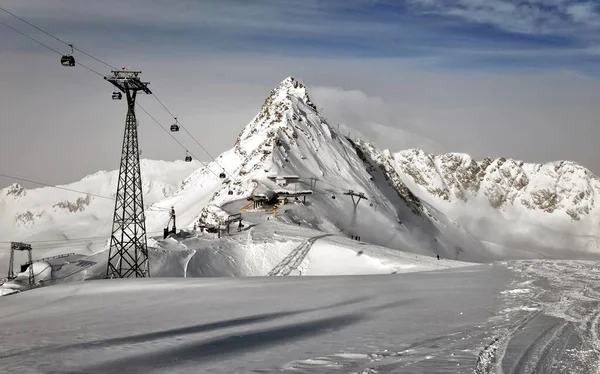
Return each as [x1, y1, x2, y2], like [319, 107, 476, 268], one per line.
[455, 246, 464, 260]
[344, 190, 368, 209]
[307, 177, 319, 191]
[7, 242, 34, 286]
[7, 247, 14, 280]
[343, 190, 368, 227]
[104, 70, 152, 278]
[225, 213, 243, 234]
[163, 207, 177, 239]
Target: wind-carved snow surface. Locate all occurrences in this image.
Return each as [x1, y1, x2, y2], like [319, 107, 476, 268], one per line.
[474, 260, 600, 374]
[2, 261, 599, 373]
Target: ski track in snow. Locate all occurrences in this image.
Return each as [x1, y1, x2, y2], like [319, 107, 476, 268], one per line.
[275, 261, 600, 373]
[268, 234, 333, 276]
[3, 78, 600, 372]
[474, 260, 600, 374]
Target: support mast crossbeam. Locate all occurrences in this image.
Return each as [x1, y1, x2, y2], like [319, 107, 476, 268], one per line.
[343, 190, 368, 209]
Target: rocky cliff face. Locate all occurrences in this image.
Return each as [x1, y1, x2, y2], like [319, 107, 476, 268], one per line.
[388, 149, 600, 223]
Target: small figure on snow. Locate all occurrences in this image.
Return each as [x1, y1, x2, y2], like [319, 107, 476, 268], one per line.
[437, 254, 440, 260]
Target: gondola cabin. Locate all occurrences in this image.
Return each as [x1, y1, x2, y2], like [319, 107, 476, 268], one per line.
[60, 55, 75, 67]
[171, 118, 180, 132]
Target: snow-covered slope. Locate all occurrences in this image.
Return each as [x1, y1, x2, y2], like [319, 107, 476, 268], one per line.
[146, 77, 494, 263]
[386, 149, 600, 256]
[0, 159, 201, 275]
[0, 77, 486, 295]
[6, 76, 597, 290]
[3, 261, 599, 373]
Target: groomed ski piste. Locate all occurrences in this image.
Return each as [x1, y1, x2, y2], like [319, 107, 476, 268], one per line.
[1, 77, 600, 373]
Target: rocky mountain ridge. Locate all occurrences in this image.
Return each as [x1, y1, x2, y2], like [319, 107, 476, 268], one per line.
[386, 148, 599, 224]
[2, 76, 598, 261]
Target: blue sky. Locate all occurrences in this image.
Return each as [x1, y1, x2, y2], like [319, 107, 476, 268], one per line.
[4, 0, 600, 73]
[1, 0, 600, 187]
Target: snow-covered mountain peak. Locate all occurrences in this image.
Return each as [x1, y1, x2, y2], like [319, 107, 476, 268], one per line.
[151, 77, 498, 263]
[237, 77, 320, 146]
[272, 76, 314, 105]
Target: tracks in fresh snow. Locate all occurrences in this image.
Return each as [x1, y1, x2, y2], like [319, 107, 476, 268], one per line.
[475, 260, 600, 374]
[268, 234, 333, 276]
[275, 261, 600, 373]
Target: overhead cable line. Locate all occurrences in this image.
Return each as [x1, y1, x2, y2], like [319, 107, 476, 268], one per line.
[152, 94, 221, 165]
[0, 19, 104, 77]
[150, 93, 256, 194]
[0, 236, 110, 245]
[0, 231, 166, 247]
[135, 103, 222, 180]
[0, 6, 118, 70]
[1, 6, 233, 179]
[0, 172, 114, 200]
[0, 13, 212, 181]
[2, 8, 262, 198]
[152, 91, 359, 197]
[0, 15, 220, 189]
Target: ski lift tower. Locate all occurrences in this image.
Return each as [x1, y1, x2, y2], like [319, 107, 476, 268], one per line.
[344, 190, 368, 227]
[7, 242, 34, 286]
[344, 190, 368, 209]
[104, 69, 152, 278]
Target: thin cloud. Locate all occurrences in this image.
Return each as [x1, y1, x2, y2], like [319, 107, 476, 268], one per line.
[2, 0, 598, 71]
[407, 0, 600, 38]
[567, 2, 600, 26]
[1, 0, 600, 189]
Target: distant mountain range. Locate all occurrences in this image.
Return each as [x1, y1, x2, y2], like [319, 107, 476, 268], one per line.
[2, 76, 599, 273]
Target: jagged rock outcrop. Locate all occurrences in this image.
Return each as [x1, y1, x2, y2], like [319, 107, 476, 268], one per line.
[3, 183, 26, 198]
[389, 149, 600, 222]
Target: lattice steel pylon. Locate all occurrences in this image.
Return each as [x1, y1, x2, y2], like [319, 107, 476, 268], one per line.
[104, 70, 152, 278]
